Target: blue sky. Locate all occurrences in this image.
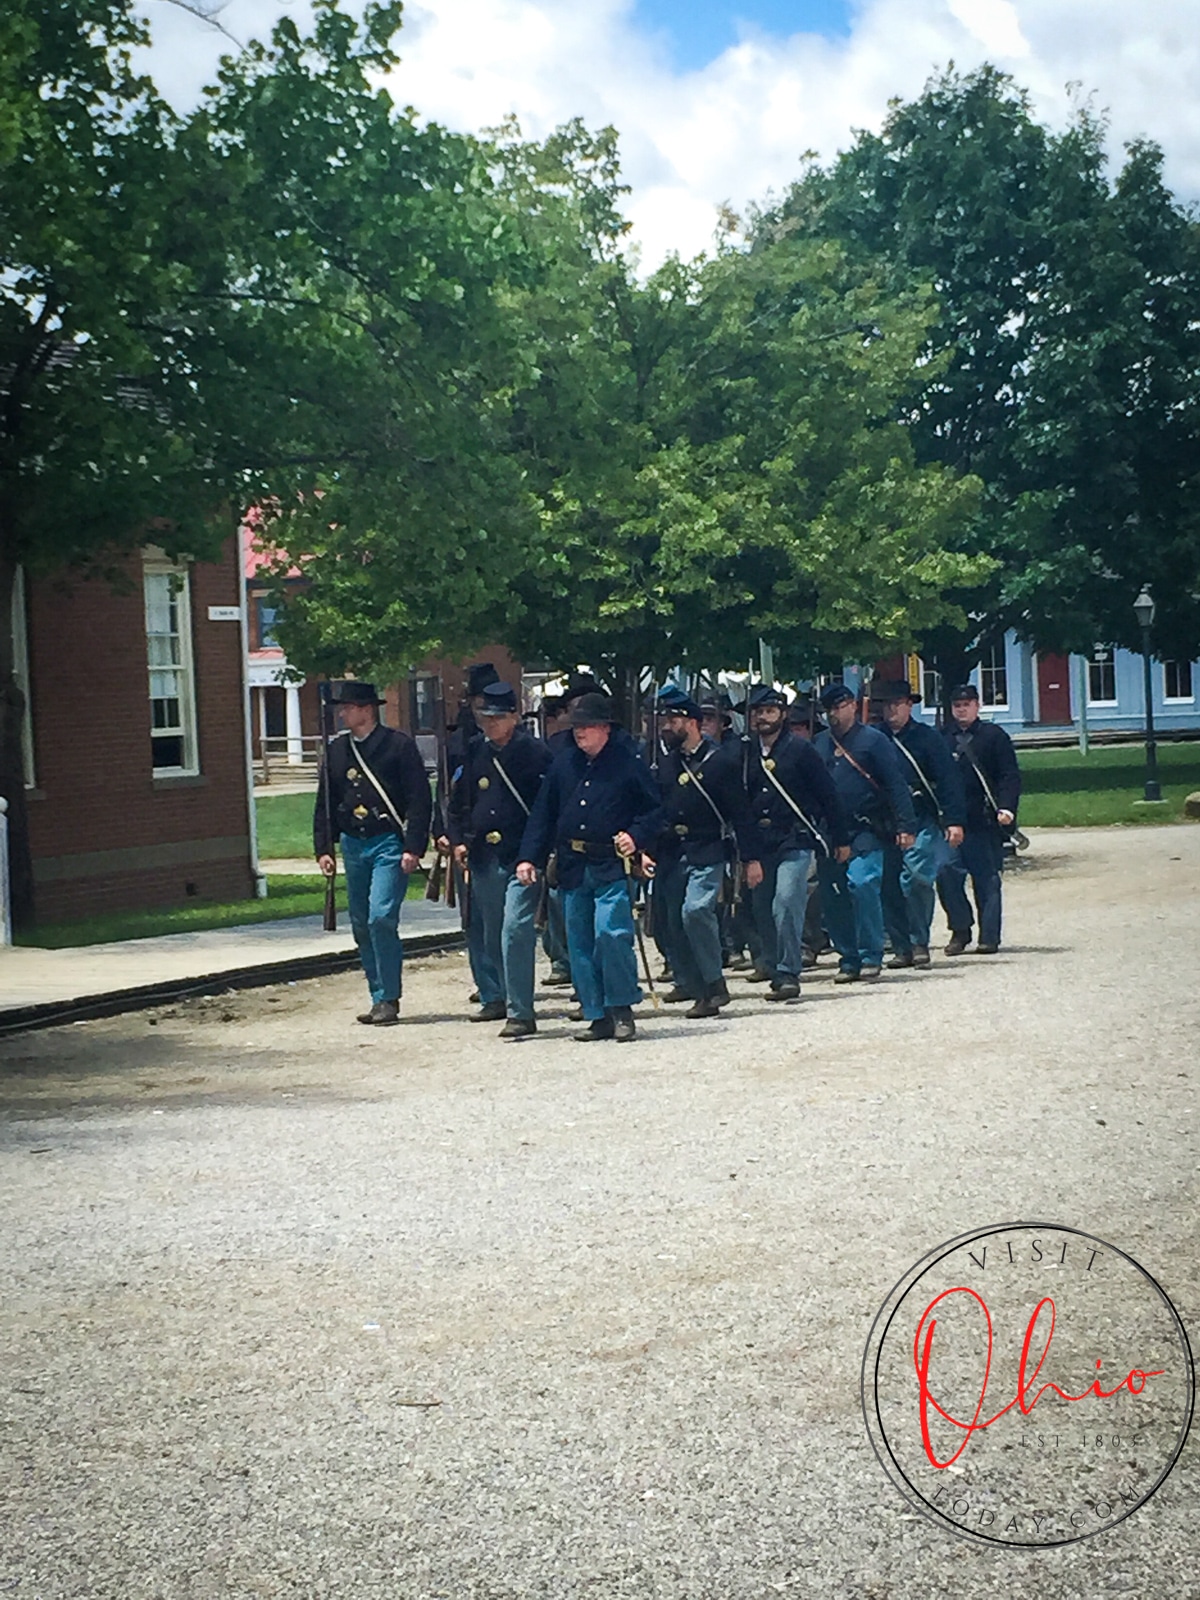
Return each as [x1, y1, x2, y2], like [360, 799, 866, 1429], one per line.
[634, 0, 853, 69]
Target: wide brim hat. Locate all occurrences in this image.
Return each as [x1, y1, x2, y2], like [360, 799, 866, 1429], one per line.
[331, 680, 385, 706]
[563, 673, 604, 704]
[569, 691, 617, 726]
[873, 677, 922, 703]
[466, 662, 501, 697]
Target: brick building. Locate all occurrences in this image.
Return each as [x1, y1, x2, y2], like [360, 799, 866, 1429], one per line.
[14, 538, 257, 923]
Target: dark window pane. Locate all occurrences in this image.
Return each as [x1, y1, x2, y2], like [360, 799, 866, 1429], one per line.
[152, 734, 184, 768]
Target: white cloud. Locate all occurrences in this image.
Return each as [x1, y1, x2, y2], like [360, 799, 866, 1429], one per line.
[137, 0, 1200, 267]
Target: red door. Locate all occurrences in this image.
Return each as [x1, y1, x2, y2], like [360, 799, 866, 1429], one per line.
[1037, 653, 1072, 724]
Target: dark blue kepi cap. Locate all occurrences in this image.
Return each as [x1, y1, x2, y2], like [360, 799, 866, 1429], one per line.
[818, 682, 856, 710]
[747, 683, 787, 709]
[657, 691, 703, 720]
[478, 681, 517, 716]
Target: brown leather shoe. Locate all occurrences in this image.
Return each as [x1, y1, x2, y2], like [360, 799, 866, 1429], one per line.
[944, 931, 970, 956]
[611, 1007, 637, 1042]
[499, 1018, 536, 1040]
[661, 986, 694, 1004]
[912, 945, 932, 968]
[887, 950, 914, 969]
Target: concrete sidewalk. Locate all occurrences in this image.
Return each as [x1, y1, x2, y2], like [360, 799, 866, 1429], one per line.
[0, 899, 463, 1034]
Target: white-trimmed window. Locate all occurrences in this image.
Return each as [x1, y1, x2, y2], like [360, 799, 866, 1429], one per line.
[1163, 660, 1194, 702]
[1087, 646, 1117, 706]
[144, 561, 199, 775]
[979, 641, 1009, 709]
[11, 566, 35, 787]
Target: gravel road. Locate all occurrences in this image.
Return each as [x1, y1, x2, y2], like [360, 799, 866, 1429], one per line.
[2, 826, 1197, 1600]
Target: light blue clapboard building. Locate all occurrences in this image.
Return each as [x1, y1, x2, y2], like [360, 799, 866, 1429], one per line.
[850, 637, 1200, 737]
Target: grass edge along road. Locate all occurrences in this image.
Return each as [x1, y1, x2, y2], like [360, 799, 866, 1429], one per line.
[17, 874, 429, 950]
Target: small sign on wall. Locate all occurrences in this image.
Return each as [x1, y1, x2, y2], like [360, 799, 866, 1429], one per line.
[207, 605, 241, 622]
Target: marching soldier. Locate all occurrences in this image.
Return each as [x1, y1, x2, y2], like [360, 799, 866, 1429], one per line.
[744, 684, 849, 1001]
[700, 695, 739, 747]
[540, 674, 604, 988]
[314, 681, 432, 1025]
[448, 681, 552, 1038]
[876, 681, 972, 966]
[649, 692, 761, 1018]
[874, 679, 966, 968]
[936, 683, 1021, 955]
[812, 684, 916, 983]
[517, 693, 663, 1042]
[786, 696, 833, 968]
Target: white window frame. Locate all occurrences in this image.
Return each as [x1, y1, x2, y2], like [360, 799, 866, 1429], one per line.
[1087, 645, 1118, 707]
[11, 566, 35, 788]
[978, 641, 1009, 711]
[1163, 660, 1195, 703]
[144, 558, 199, 776]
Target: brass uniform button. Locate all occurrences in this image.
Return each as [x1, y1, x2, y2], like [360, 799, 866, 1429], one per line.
[763, 758, 775, 772]
[346, 767, 359, 779]
[485, 830, 502, 845]
[353, 805, 369, 819]
[478, 776, 490, 789]
[674, 824, 689, 836]
[678, 771, 690, 784]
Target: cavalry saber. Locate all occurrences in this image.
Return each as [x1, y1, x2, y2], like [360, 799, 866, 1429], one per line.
[621, 845, 661, 1010]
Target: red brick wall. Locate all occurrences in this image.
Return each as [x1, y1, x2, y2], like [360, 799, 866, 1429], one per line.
[386, 645, 524, 734]
[25, 538, 255, 922]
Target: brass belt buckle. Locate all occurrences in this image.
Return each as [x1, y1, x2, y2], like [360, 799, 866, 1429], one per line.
[570, 838, 587, 853]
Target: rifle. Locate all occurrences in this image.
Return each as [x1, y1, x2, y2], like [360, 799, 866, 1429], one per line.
[426, 851, 445, 902]
[432, 680, 456, 908]
[318, 682, 337, 932]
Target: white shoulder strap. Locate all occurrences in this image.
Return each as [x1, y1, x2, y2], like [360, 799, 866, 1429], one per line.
[353, 740, 405, 834]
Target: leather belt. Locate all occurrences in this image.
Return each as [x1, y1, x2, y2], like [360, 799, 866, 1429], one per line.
[568, 838, 616, 858]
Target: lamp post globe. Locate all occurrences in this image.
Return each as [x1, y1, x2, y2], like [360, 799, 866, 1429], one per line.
[1134, 588, 1161, 802]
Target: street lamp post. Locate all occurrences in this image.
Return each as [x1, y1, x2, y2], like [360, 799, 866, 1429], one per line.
[1133, 587, 1161, 802]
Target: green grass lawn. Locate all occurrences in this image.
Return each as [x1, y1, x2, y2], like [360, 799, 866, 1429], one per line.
[1017, 740, 1200, 827]
[255, 791, 319, 859]
[18, 873, 430, 950]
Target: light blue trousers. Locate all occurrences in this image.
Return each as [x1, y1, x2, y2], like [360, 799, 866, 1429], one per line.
[563, 868, 643, 1020]
[817, 845, 886, 973]
[883, 822, 952, 952]
[466, 855, 540, 1021]
[750, 848, 814, 983]
[341, 832, 408, 1004]
[656, 858, 726, 998]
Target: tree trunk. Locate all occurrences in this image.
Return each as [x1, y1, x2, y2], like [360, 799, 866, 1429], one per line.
[0, 555, 36, 931]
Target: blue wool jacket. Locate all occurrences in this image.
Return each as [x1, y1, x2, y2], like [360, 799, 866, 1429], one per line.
[518, 728, 664, 889]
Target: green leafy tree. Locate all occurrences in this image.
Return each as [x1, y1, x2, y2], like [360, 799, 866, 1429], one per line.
[490, 123, 989, 719]
[1, 0, 535, 923]
[763, 67, 1200, 688]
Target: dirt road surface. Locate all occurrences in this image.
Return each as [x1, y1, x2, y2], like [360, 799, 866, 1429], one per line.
[2, 826, 1197, 1598]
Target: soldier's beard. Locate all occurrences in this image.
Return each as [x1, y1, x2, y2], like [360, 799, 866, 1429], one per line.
[660, 727, 686, 750]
